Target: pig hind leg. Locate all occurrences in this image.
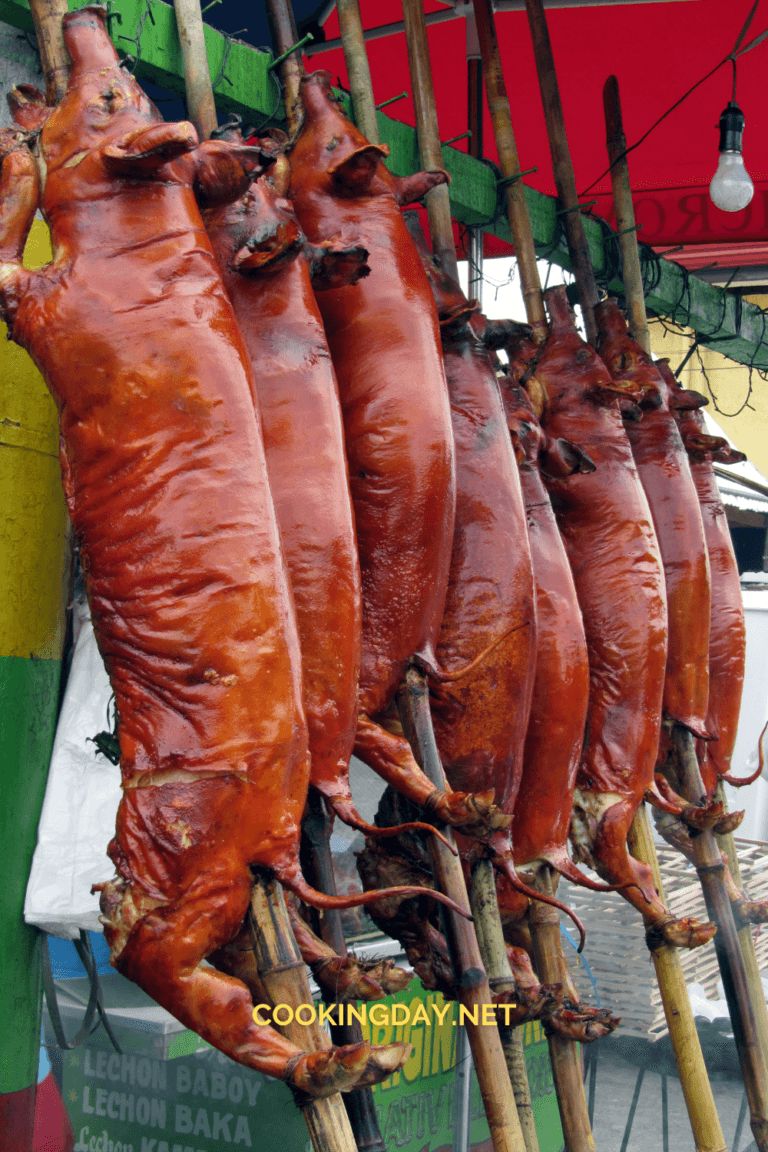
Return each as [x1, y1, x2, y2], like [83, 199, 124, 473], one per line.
[574, 795, 716, 949]
[653, 809, 768, 925]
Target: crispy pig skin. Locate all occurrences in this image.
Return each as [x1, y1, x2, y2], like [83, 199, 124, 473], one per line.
[203, 165, 363, 820]
[402, 241, 536, 837]
[665, 360, 747, 792]
[498, 359, 592, 880]
[0, 11, 449, 1092]
[596, 302, 711, 741]
[0, 7, 322, 1085]
[286, 72, 476, 826]
[536, 290, 673, 923]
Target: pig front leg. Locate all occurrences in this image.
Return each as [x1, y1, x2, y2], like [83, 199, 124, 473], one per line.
[101, 877, 405, 1097]
[284, 894, 411, 1001]
[0, 141, 40, 324]
[354, 712, 510, 837]
[193, 139, 270, 209]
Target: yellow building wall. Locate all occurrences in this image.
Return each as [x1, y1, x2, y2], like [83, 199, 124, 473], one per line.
[649, 298, 768, 480]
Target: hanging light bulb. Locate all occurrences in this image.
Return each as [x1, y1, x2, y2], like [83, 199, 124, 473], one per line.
[709, 101, 754, 213]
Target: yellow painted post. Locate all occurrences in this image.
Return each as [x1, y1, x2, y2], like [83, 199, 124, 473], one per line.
[0, 221, 71, 1148]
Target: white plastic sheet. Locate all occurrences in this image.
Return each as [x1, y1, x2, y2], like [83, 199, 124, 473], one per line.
[24, 599, 120, 938]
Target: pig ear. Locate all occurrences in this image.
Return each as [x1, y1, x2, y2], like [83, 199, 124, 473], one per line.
[232, 218, 303, 274]
[103, 121, 198, 174]
[587, 377, 642, 406]
[328, 144, 389, 195]
[714, 445, 747, 465]
[393, 169, 450, 206]
[669, 388, 708, 411]
[307, 243, 370, 291]
[7, 86, 51, 131]
[541, 437, 596, 479]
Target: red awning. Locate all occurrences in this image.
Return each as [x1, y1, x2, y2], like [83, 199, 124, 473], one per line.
[305, 1, 768, 260]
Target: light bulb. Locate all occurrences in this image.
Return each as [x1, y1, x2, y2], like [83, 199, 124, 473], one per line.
[710, 152, 754, 212]
[709, 101, 754, 213]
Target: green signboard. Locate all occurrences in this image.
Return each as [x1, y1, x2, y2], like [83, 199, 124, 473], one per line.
[62, 977, 564, 1152]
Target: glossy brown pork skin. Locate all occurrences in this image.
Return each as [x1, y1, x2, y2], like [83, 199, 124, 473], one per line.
[205, 160, 387, 836]
[537, 289, 713, 947]
[285, 72, 500, 834]
[666, 360, 748, 793]
[497, 354, 593, 887]
[0, 9, 462, 1094]
[400, 229, 597, 937]
[596, 302, 712, 746]
[396, 223, 533, 855]
[203, 164, 439, 1000]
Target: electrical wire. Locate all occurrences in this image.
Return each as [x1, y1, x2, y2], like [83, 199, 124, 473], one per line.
[580, 0, 768, 198]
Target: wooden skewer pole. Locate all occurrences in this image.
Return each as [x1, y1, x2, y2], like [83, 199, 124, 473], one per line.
[471, 4, 600, 1148]
[527, 869, 596, 1152]
[714, 780, 768, 1064]
[173, 0, 218, 141]
[401, 0, 458, 283]
[626, 811, 727, 1152]
[603, 76, 649, 353]
[523, 0, 599, 346]
[674, 730, 768, 1151]
[249, 876, 359, 1152]
[28, 0, 70, 104]
[602, 74, 729, 1152]
[471, 860, 540, 1152]
[264, 0, 304, 135]
[337, 0, 380, 144]
[471, 0, 547, 342]
[398, 668, 527, 1152]
[301, 790, 387, 1152]
[170, 6, 376, 1149]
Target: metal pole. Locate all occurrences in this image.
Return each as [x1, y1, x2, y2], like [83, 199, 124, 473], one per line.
[466, 14, 484, 307]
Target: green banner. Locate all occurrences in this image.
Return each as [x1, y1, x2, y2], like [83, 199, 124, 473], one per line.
[62, 977, 564, 1152]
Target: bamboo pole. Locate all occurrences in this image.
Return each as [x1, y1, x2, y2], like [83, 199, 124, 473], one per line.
[602, 76, 649, 354]
[173, 0, 218, 140]
[337, 0, 380, 144]
[528, 870, 596, 1152]
[471, 0, 546, 341]
[523, 0, 599, 346]
[301, 790, 387, 1152]
[397, 668, 527, 1152]
[28, 0, 70, 103]
[627, 809, 727, 1152]
[265, 0, 304, 135]
[249, 875, 359, 1152]
[714, 780, 768, 1064]
[471, 861, 540, 1152]
[673, 730, 768, 1151]
[601, 78, 728, 1152]
[401, 0, 457, 283]
[601, 76, 753, 1148]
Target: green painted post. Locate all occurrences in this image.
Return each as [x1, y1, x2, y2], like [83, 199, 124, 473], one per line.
[0, 220, 70, 1149]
